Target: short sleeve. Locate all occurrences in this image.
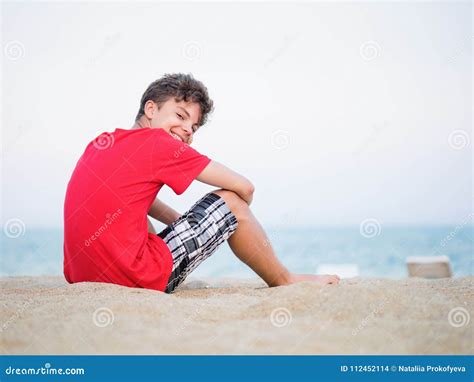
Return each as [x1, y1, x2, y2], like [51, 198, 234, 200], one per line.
[151, 129, 212, 195]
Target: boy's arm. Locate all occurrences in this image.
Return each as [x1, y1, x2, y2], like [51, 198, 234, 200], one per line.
[148, 198, 181, 225]
[197, 160, 255, 205]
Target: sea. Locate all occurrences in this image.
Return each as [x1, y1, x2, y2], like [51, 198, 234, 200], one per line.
[1, 225, 472, 279]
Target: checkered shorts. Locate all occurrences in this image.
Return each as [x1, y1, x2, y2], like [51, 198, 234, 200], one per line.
[157, 192, 238, 293]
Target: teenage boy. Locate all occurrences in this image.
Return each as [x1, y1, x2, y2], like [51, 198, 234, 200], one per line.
[63, 73, 340, 293]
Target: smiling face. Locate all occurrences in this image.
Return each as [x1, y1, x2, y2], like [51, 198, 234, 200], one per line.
[142, 97, 202, 145]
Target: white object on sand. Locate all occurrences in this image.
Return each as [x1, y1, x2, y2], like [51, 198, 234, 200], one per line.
[317, 264, 359, 279]
[406, 255, 452, 278]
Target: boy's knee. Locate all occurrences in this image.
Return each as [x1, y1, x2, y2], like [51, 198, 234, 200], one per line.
[210, 190, 249, 219]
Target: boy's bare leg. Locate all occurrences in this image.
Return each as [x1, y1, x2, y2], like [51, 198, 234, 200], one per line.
[212, 190, 340, 287]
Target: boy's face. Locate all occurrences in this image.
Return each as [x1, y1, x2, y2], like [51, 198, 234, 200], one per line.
[146, 98, 201, 145]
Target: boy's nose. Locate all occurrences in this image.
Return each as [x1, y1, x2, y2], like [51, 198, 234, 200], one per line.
[182, 124, 193, 136]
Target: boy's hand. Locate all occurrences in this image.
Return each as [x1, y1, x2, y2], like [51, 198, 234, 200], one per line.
[197, 160, 254, 205]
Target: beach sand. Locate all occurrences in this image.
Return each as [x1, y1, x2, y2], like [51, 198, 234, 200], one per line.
[1, 276, 472, 355]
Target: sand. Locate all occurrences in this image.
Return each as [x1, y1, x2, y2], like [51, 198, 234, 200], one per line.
[0, 276, 472, 355]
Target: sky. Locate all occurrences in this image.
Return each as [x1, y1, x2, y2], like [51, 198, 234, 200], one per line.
[1, 1, 472, 229]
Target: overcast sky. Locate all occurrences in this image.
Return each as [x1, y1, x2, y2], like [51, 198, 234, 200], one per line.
[2, 1, 472, 229]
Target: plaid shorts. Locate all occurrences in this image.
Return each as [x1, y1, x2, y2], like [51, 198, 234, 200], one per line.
[157, 192, 238, 293]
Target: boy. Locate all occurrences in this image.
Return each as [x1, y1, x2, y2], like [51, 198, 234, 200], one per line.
[63, 73, 340, 293]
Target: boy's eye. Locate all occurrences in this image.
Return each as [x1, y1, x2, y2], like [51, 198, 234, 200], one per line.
[176, 113, 184, 120]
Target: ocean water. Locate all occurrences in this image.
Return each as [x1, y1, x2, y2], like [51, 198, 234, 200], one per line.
[1, 225, 472, 279]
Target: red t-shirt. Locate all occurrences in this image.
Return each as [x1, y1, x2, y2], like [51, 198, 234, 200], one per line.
[63, 127, 211, 292]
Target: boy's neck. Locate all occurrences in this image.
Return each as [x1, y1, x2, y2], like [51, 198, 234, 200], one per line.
[131, 117, 151, 130]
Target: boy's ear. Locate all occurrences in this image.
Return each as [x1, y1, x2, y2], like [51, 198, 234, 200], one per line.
[144, 100, 156, 119]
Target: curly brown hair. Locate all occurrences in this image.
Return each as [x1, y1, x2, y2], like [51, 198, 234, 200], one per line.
[135, 73, 214, 126]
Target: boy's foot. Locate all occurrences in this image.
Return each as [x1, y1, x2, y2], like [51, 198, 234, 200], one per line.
[286, 273, 340, 286]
